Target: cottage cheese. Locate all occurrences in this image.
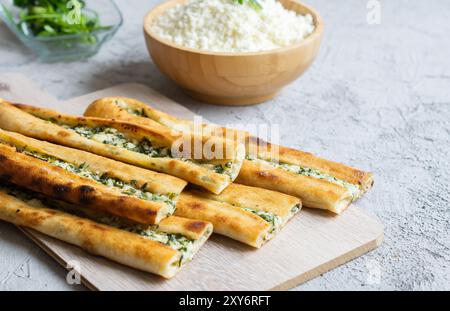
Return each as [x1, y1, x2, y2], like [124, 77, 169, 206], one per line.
[150, 0, 315, 52]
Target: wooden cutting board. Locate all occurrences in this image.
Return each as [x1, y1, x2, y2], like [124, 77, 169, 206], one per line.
[0, 73, 383, 291]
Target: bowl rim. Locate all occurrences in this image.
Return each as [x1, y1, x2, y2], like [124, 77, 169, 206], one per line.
[0, 0, 123, 42]
[143, 0, 324, 57]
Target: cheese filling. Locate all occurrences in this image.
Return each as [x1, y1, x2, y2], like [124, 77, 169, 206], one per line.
[96, 215, 203, 267]
[150, 0, 315, 53]
[114, 102, 239, 180]
[56, 123, 234, 178]
[21, 150, 177, 212]
[62, 125, 172, 158]
[114, 100, 147, 117]
[242, 203, 300, 240]
[202, 162, 235, 179]
[114, 101, 238, 179]
[243, 207, 282, 238]
[246, 156, 360, 198]
[1, 185, 199, 267]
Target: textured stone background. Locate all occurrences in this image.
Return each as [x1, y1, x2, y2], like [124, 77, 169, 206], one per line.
[0, 0, 449, 290]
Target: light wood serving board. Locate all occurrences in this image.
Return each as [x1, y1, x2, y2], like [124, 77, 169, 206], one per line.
[0, 73, 383, 291]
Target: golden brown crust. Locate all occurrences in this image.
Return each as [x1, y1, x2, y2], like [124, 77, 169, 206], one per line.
[85, 98, 250, 168]
[14, 102, 178, 146]
[0, 189, 190, 278]
[0, 143, 171, 224]
[250, 140, 374, 193]
[108, 97, 192, 130]
[85, 97, 170, 132]
[83, 97, 373, 203]
[190, 183, 301, 219]
[85, 97, 248, 142]
[235, 160, 352, 214]
[158, 215, 212, 240]
[0, 129, 187, 196]
[0, 100, 243, 194]
[86, 97, 249, 144]
[176, 191, 270, 248]
[56, 200, 213, 241]
[16, 102, 242, 164]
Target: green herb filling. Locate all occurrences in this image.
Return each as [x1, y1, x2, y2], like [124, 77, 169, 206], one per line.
[114, 99, 146, 117]
[62, 125, 172, 158]
[58, 123, 235, 177]
[1, 184, 195, 267]
[246, 155, 360, 197]
[22, 150, 177, 211]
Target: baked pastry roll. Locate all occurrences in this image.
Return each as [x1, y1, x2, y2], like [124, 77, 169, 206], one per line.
[85, 97, 373, 214]
[0, 129, 186, 224]
[0, 183, 212, 278]
[176, 183, 301, 248]
[0, 99, 245, 194]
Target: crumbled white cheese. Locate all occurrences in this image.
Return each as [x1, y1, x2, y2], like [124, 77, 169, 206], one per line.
[150, 0, 315, 52]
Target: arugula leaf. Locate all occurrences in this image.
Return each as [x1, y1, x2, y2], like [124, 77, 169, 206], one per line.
[7, 0, 109, 42]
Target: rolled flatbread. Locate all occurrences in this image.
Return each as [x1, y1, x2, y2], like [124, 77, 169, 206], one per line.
[0, 129, 186, 224]
[176, 184, 301, 248]
[85, 97, 248, 141]
[85, 97, 373, 213]
[0, 99, 245, 194]
[0, 184, 212, 278]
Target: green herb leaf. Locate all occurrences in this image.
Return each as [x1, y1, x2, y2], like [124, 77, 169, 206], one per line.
[7, 0, 110, 43]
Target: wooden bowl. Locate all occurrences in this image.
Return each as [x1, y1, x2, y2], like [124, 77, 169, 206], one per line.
[143, 0, 323, 106]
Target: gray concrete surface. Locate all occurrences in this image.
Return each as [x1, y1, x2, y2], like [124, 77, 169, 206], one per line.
[0, 0, 449, 291]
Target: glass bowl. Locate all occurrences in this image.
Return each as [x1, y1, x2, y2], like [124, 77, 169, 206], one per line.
[0, 0, 122, 62]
